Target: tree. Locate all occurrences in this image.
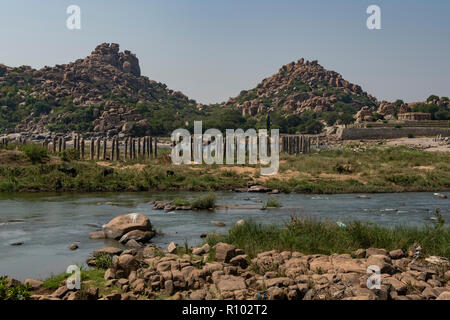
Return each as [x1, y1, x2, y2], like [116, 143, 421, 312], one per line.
[427, 95, 439, 102]
[304, 120, 324, 134]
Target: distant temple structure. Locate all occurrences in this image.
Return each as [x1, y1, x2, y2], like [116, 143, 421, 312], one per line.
[398, 112, 432, 121]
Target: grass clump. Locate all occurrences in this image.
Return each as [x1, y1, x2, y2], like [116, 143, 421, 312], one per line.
[206, 217, 450, 259]
[94, 253, 113, 270]
[191, 193, 217, 210]
[173, 197, 191, 207]
[21, 144, 49, 164]
[264, 197, 281, 208]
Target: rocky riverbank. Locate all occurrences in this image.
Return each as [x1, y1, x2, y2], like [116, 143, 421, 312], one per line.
[14, 241, 449, 301]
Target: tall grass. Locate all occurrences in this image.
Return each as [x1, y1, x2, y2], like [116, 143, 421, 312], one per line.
[206, 218, 450, 259]
[20, 144, 49, 164]
[191, 193, 217, 210]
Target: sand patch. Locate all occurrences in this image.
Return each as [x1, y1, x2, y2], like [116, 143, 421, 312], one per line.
[413, 166, 435, 171]
[96, 161, 147, 171]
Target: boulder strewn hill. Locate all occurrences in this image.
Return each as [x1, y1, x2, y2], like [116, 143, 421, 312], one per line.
[1, 44, 448, 137]
[223, 59, 378, 119]
[0, 43, 199, 136]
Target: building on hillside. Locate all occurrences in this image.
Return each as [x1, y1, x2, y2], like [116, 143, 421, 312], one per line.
[398, 112, 432, 121]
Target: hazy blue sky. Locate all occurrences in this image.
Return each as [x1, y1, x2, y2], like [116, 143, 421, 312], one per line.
[1, 0, 449, 104]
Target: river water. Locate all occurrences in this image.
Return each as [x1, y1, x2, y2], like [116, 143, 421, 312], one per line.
[0, 191, 448, 280]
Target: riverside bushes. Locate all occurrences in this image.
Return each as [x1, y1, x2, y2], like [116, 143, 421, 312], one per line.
[0, 146, 449, 193]
[21, 144, 49, 164]
[0, 276, 32, 300]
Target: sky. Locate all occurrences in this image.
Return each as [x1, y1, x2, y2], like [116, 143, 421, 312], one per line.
[0, 0, 449, 104]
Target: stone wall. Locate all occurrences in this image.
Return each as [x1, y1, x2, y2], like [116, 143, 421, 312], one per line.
[340, 127, 450, 140]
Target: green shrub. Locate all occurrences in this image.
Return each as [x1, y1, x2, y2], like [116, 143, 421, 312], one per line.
[173, 197, 191, 207]
[0, 276, 32, 300]
[407, 133, 414, 139]
[60, 148, 80, 162]
[264, 197, 281, 208]
[94, 253, 113, 270]
[191, 193, 216, 210]
[21, 144, 49, 164]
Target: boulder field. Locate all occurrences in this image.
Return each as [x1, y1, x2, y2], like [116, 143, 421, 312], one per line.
[26, 242, 449, 301]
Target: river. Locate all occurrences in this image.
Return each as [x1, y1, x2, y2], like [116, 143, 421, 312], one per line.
[0, 191, 448, 280]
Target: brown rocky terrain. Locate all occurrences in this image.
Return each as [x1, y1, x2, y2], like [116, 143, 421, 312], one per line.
[5, 213, 449, 301]
[0, 43, 198, 136]
[223, 59, 378, 117]
[19, 242, 450, 301]
[1, 43, 448, 138]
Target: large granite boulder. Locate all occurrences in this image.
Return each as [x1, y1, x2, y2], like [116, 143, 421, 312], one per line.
[102, 213, 153, 240]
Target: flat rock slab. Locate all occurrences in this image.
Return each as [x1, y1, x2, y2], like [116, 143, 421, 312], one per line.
[94, 247, 123, 257]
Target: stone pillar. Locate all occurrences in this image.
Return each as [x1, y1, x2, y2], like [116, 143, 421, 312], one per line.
[102, 139, 107, 160]
[149, 137, 153, 158]
[73, 134, 77, 152]
[111, 139, 116, 161]
[138, 138, 141, 159]
[124, 138, 128, 160]
[57, 138, 62, 153]
[76, 134, 80, 153]
[116, 138, 120, 161]
[142, 137, 146, 160]
[96, 139, 101, 160]
[81, 139, 85, 160]
[90, 139, 94, 160]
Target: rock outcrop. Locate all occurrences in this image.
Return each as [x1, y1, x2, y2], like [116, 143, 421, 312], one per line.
[0, 43, 197, 135]
[223, 59, 378, 118]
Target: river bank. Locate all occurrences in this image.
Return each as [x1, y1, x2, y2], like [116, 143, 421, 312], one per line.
[4, 218, 450, 301]
[1, 191, 449, 281]
[0, 145, 449, 194]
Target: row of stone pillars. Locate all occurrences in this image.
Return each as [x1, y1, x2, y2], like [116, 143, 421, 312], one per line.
[0, 138, 10, 148]
[281, 135, 314, 154]
[44, 135, 158, 161]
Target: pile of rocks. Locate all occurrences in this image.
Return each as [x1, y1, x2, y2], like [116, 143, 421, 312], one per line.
[152, 201, 192, 211]
[26, 243, 450, 300]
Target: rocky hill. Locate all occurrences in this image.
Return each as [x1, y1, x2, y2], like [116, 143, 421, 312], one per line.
[0, 43, 200, 136]
[223, 58, 378, 119]
[1, 44, 447, 137]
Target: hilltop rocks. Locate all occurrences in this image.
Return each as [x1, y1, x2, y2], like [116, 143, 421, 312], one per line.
[1, 43, 197, 135]
[102, 213, 154, 242]
[226, 58, 377, 118]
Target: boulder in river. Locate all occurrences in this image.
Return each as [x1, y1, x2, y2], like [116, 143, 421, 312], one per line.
[119, 230, 155, 244]
[102, 213, 153, 240]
